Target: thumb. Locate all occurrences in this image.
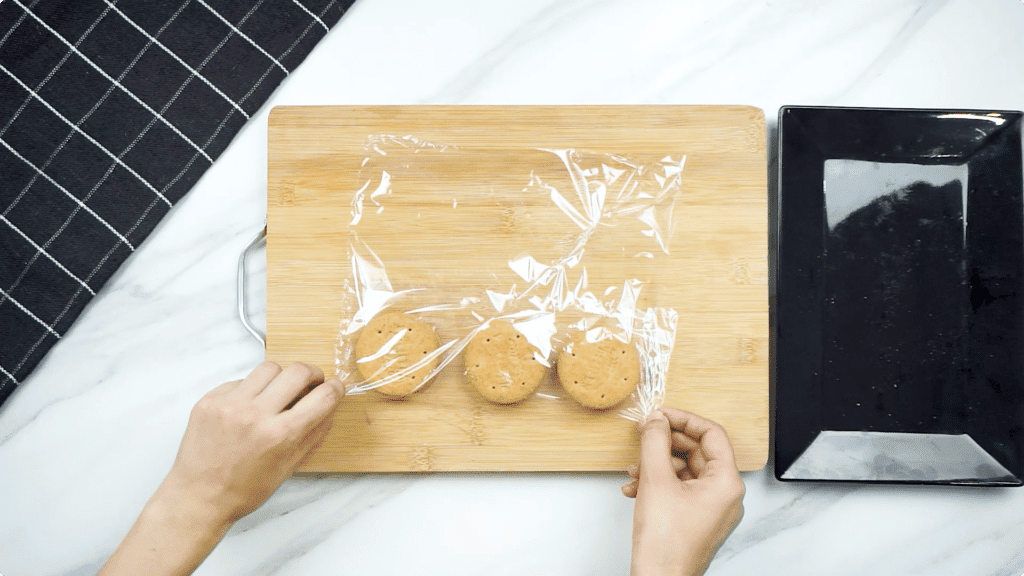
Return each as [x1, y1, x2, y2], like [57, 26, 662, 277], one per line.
[638, 410, 675, 484]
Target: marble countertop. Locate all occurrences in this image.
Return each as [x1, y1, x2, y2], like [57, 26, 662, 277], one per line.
[3, 0, 1024, 574]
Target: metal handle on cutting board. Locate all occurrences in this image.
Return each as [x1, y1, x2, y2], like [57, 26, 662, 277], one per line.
[237, 223, 267, 346]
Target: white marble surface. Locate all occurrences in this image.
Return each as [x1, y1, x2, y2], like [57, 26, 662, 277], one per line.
[3, 0, 1024, 574]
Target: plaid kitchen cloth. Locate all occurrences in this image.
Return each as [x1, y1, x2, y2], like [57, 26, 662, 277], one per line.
[0, 0, 354, 407]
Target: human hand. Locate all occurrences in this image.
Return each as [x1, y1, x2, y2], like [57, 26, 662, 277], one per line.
[99, 361, 345, 576]
[158, 361, 345, 525]
[623, 408, 745, 576]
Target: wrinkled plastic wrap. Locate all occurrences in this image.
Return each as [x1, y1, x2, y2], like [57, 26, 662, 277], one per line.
[335, 135, 681, 422]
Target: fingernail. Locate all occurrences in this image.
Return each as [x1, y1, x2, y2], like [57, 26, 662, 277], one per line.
[644, 410, 665, 426]
[626, 463, 639, 476]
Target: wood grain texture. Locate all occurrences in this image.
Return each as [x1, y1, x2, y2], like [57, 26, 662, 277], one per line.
[267, 105, 768, 472]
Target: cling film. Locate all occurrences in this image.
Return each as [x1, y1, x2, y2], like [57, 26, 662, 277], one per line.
[335, 135, 681, 422]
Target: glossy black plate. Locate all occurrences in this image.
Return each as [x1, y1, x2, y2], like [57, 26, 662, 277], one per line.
[776, 106, 1024, 485]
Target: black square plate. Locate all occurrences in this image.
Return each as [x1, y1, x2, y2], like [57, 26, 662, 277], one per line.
[776, 106, 1024, 486]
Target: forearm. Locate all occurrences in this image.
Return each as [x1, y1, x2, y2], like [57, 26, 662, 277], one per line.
[98, 480, 232, 576]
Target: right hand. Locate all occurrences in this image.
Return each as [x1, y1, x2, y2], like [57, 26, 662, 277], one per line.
[623, 408, 746, 576]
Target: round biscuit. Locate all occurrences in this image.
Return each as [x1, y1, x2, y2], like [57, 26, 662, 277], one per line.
[464, 320, 548, 404]
[355, 312, 441, 398]
[557, 333, 639, 409]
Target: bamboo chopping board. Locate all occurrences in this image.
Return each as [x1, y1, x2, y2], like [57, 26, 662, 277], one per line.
[267, 105, 768, 472]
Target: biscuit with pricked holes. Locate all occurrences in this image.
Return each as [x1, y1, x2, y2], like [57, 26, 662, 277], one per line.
[464, 320, 548, 404]
[356, 313, 441, 398]
[557, 333, 639, 409]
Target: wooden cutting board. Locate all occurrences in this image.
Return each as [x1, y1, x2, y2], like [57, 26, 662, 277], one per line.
[267, 105, 768, 472]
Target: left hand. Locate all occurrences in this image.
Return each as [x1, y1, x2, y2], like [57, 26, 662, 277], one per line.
[99, 361, 346, 576]
[160, 361, 345, 525]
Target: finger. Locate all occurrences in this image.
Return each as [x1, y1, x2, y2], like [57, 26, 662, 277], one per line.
[284, 380, 321, 410]
[674, 437, 709, 477]
[670, 454, 695, 480]
[628, 456, 685, 482]
[687, 447, 709, 477]
[257, 363, 325, 413]
[296, 401, 340, 460]
[671, 430, 700, 454]
[660, 407, 738, 470]
[638, 410, 675, 484]
[672, 432, 705, 477]
[672, 456, 686, 474]
[304, 415, 334, 450]
[626, 463, 639, 480]
[283, 418, 332, 472]
[280, 377, 345, 435]
[621, 480, 638, 498]
[235, 361, 284, 398]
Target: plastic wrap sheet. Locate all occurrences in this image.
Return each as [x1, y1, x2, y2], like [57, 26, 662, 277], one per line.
[335, 135, 682, 422]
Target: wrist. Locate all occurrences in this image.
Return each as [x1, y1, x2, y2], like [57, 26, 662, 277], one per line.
[149, 474, 235, 540]
[99, 476, 235, 576]
[631, 563, 701, 576]
[631, 546, 704, 576]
